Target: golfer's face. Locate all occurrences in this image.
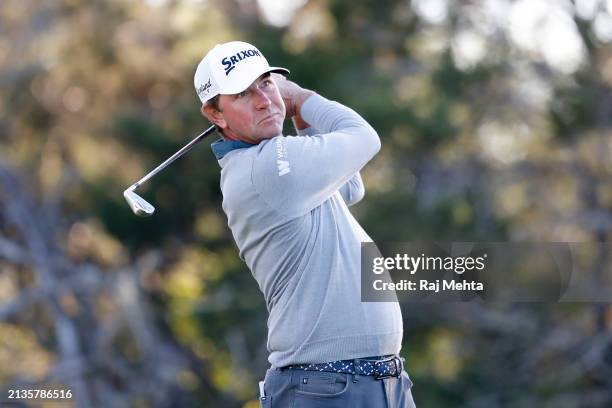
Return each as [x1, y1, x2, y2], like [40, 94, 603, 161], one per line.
[218, 74, 285, 143]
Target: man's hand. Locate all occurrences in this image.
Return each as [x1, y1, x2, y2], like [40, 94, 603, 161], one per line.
[272, 74, 315, 120]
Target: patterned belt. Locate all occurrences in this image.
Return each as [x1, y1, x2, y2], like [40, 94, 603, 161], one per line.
[282, 355, 404, 380]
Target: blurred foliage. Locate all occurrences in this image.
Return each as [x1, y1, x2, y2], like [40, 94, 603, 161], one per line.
[1, 0, 611, 407]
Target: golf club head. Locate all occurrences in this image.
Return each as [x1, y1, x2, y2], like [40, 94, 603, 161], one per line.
[123, 188, 155, 217]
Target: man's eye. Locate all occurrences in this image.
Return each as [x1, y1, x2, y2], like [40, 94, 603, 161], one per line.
[238, 90, 249, 98]
[261, 79, 272, 87]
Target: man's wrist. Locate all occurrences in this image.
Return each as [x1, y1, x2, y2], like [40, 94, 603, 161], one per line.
[292, 115, 310, 131]
[294, 90, 316, 117]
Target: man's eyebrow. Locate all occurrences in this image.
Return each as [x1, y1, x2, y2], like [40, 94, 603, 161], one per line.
[256, 73, 271, 83]
[232, 73, 273, 98]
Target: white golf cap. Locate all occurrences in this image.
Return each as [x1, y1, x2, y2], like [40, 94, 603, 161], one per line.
[194, 41, 289, 104]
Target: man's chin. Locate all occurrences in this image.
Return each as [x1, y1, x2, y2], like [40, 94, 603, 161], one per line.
[258, 125, 283, 140]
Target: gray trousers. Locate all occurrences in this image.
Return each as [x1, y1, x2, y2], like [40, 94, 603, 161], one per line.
[259, 367, 416, 408]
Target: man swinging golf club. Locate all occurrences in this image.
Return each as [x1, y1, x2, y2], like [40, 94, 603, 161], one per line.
[194, 41, 416, 407]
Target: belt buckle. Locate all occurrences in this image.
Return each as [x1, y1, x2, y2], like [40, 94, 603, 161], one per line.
[374, 356, 402, 380]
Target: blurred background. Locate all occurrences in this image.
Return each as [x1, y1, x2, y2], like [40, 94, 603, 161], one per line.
[1, 0, 611, 406]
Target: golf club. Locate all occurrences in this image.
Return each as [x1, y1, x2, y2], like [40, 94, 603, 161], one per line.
[123, 125, 217, 216]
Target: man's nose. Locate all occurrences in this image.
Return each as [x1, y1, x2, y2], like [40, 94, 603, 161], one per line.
[252, 88, 271, 109]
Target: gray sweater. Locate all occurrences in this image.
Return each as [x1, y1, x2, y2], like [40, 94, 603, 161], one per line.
[212, 94, 403, 367]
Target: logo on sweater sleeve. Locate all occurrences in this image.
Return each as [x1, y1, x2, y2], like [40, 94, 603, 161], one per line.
[275, 137, 291, 176]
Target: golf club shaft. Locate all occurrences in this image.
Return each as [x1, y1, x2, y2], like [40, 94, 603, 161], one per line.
[131, 125, 216, 189]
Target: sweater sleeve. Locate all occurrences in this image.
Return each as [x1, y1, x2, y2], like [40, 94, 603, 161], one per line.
[296, 125, 318, 136]
[297, 116, 364, 206]
[252, 94, 380, 217]
[338, 172, 365, 206]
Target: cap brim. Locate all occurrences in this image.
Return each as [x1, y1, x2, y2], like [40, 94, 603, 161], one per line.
[269, 67, 290, 76]
[220, 66, 290, 95]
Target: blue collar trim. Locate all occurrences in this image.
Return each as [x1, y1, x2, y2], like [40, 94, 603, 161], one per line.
[210, 138, 256, 160]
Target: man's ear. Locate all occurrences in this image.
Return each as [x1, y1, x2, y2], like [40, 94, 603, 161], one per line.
[201, 104, 227, 129]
